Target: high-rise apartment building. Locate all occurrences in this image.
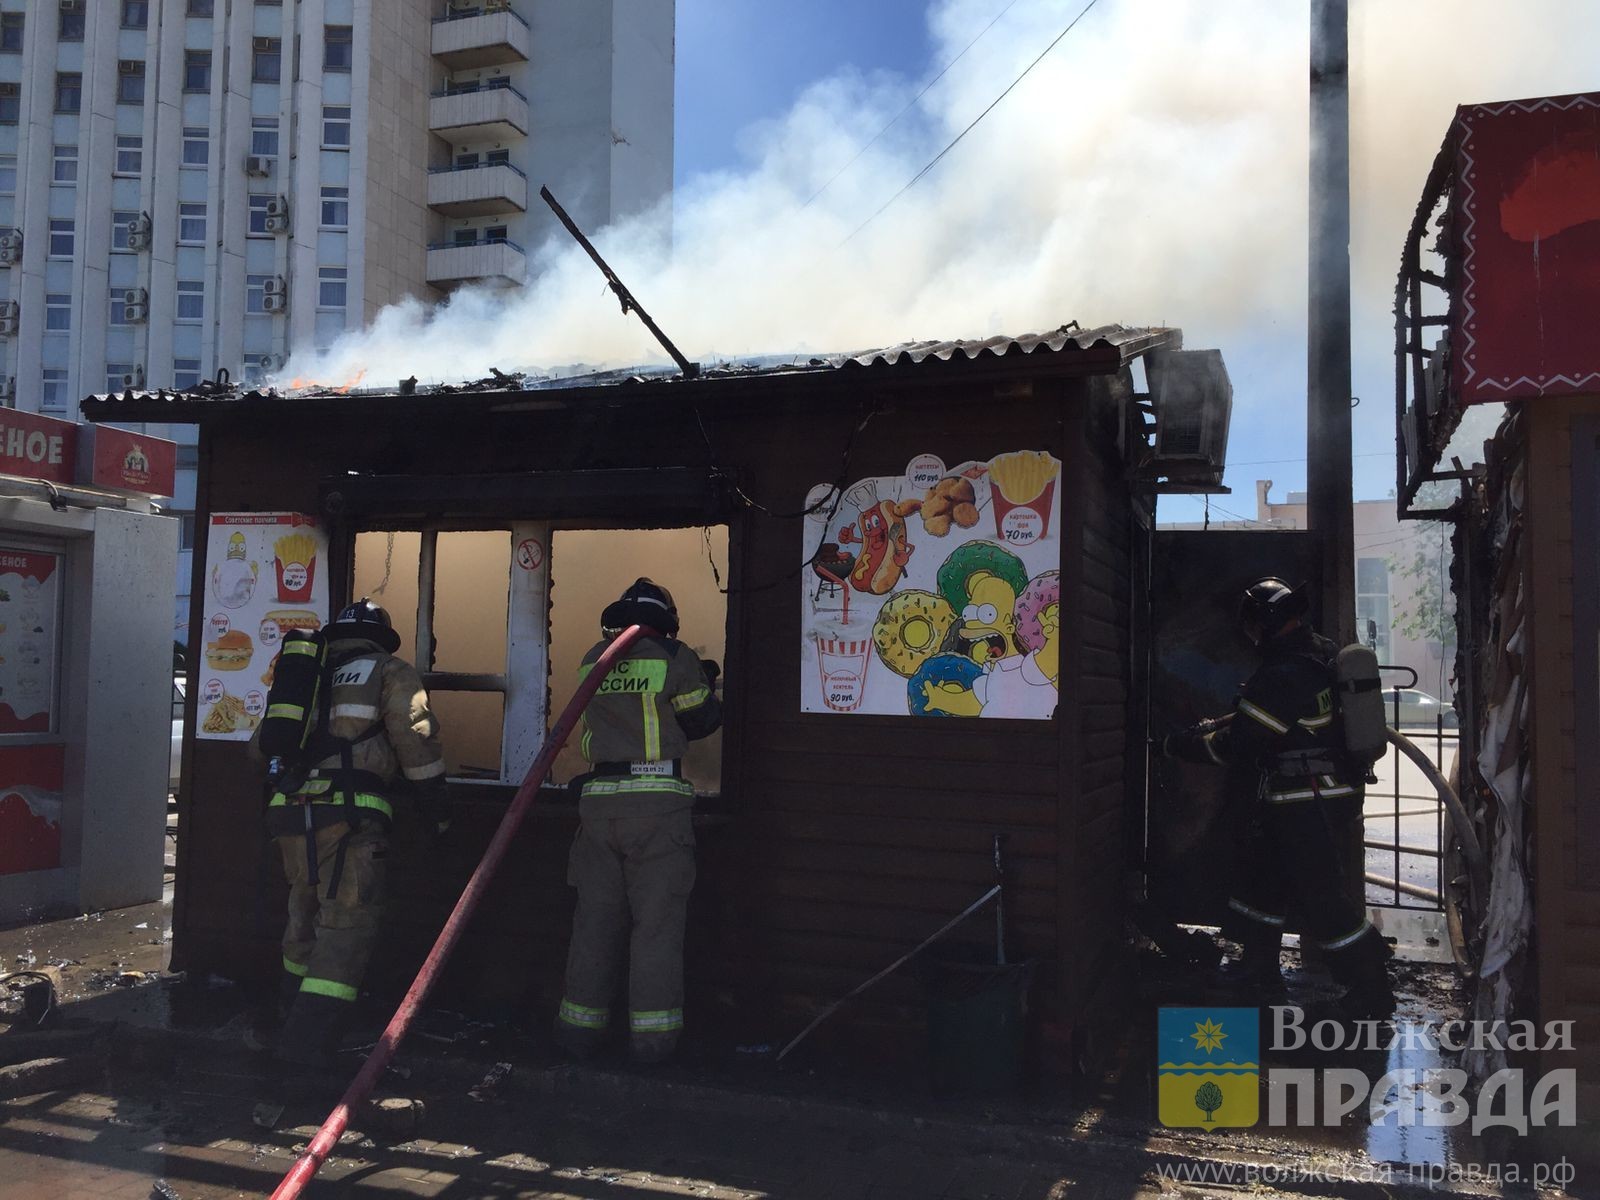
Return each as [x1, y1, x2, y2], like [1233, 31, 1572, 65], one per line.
[0, 0, 675, 636]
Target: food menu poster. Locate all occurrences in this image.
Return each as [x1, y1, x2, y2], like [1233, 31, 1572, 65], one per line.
[197, 513, 329, 741]
[800, 451, 1062, 719]
[0, 548, 61, 735]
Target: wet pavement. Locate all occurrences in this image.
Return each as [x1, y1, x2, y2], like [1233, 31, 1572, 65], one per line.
[0, 877, 1588, 1199]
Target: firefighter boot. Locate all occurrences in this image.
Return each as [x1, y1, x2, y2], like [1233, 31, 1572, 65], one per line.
[274, 991, 348, 1071]
[1226, 923, 1286, 998]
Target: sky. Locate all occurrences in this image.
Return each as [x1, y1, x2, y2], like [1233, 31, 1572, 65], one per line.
[290, 0, 1600, 524]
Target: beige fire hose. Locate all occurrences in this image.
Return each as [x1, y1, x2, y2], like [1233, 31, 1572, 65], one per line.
[1385, 726, 1487, 907]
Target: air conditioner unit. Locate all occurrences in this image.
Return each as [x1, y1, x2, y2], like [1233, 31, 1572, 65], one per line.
[1146, 348, 1233, 472]
[123, 287, 149, 323]
[263, 292, 287, 314]
[265, 196, 290, 234]
[0, 300, 17, 336]
[253, 36, 277, 51]
[122, 365, 146, 390]
[262, 353, 286, 372]
[118, 60, 143, 75]
[0, 377, 14, 404]
[0, 232, 21, 265]
[61, 0, 83, 10]
[127, 211, 153, 251]
[263, 275, 287, 297]
[244, 155, 272, 177]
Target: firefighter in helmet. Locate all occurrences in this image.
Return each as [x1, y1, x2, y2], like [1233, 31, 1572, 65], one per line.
[1163, 578, 1393, 1018]
[255, 598, 448, 1068]
[555, 579, 722, 1063]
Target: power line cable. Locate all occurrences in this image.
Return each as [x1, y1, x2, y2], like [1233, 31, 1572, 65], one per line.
[844, 0, 1104, 243]
[803, 0, 1023, 209]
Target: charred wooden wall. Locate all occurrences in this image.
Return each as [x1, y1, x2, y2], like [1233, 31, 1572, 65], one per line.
[172, 363, 1147, 1063]
[1523, 398, 1600, 1150]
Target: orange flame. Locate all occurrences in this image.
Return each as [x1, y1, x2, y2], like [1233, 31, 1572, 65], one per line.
[282, 369, 367, 394]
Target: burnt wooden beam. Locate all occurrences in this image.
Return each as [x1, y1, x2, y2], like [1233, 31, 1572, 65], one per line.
[320, 467, 731, 522]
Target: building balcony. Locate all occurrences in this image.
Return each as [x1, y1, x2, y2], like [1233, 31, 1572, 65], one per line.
[432, 6, 531, 70]
[427, 162, 528, 217]
[428, 80, 529, 144]
[426, 236, 528, 287]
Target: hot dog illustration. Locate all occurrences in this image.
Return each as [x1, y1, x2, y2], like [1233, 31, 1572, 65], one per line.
[838, 499, 918, 594]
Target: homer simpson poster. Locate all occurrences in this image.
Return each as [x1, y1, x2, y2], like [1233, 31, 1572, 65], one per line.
[800, 451, 1061, 719]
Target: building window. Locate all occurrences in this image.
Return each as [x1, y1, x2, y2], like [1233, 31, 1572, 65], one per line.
[178, 203, 206, 244]
[177, 512, 197, 549]
[0, 155, 15, 194]
[41, 369, 69, 413]
[453, 228, 475, 247]
[322, 106, 350, 148]
[250, 117, 278, 158]
[174, 358, 201, 390]
[122, 0, 149, 29]
[455, 153, 479, 170]
[111, 210, 139, 251]
[486, 149, 510, 165]
[56, 72, 82, 114]
[108, 287, 130, 327]
[107, 363, 136, 393]
[118, 62, 146, 106]
[324, 25, 353, 72]
[187, 0, 213, 16]
[115, 135, 143, 176]
[48, 219, 74, 258]
[1356, 556, 1392, 661]
[45, 294, 72, 332]
[176, 280, 204, 322]
[317, 267, 346, 309]
[52, 145, 78, 184]
[59, 5, 85, 42]
[241, 353, 270, 385]
[247, 194, 273, 237]
[184, 50, 211, 93]
[485, 225, 508, 243]
[246, 273, 272, 314]
[182, 127, 209, 166]
[320, 186, 349, 230]
[1, 14, 24, 53]
[253, 38, 281, 83]
[0, 84, 16, 126]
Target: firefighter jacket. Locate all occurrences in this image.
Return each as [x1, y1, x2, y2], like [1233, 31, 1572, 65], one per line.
[259, 636, 446, 832]
[1175, 626, 1360, 805]
[576, 635, 721, 817]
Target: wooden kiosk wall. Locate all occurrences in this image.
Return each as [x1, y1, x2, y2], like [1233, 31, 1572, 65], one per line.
[168, 361, 1147, 1062]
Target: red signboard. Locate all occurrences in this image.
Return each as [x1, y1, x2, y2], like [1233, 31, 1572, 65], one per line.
[1450, 92, 1600, 404]
[0, 411, 77, 485]
[0, 744, 65, 876]
[77, 423, 177, 497]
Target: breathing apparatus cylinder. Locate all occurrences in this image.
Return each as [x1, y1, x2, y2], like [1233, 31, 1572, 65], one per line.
[259, 629, 328, 762]
[1335, 642, 1387, 766]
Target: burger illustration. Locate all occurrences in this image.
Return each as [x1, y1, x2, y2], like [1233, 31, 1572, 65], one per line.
[205, 629, 254, 671]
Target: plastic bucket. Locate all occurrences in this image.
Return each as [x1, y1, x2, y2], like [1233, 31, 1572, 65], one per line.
[918, 955, 1036, 1096]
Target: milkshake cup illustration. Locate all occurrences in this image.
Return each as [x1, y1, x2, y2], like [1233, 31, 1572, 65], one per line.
[812, 616, 872, 713]
[987, 451, 1058, 544]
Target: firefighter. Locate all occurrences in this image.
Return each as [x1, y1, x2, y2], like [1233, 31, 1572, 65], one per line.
[1163, 578, 1394, 1018]
[555, 578, 722, 1063]
[255, 598, 448, 1068]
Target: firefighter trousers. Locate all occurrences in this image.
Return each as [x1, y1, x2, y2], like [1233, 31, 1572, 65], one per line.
[556, 807, 696, 1062]
[277, 819, 388, 1009]
[1224, 791, 1390, 1000]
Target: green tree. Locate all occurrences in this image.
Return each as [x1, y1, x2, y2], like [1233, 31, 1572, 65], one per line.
[1195, 1081, 1224, 1122]
[1388, 479, 1455, 656]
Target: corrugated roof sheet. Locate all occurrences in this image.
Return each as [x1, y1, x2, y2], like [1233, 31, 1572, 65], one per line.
[78, 322, 1175, 419]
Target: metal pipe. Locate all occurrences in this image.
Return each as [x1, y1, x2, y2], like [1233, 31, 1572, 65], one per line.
[1365, 873, 1441, 904]
[268, 624, 655, 1200]
[1308, 0, 1355, 647]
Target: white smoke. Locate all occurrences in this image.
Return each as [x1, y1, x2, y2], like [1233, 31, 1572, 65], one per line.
[286, 0, 1600, 439]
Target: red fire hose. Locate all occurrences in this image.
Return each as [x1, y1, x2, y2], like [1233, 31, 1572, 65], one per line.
[268, 624, 652, 1200]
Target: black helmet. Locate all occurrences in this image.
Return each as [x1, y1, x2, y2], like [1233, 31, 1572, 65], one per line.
[326, 597, 401, 653]
[601, 577, 679, 638]
[1239, 577, 1307, 642]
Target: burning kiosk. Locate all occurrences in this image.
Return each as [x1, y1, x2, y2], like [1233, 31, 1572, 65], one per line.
[83, 325, 1231, 1065]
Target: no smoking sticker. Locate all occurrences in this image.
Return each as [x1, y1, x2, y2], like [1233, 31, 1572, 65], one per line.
[515, 538, 544, 571]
